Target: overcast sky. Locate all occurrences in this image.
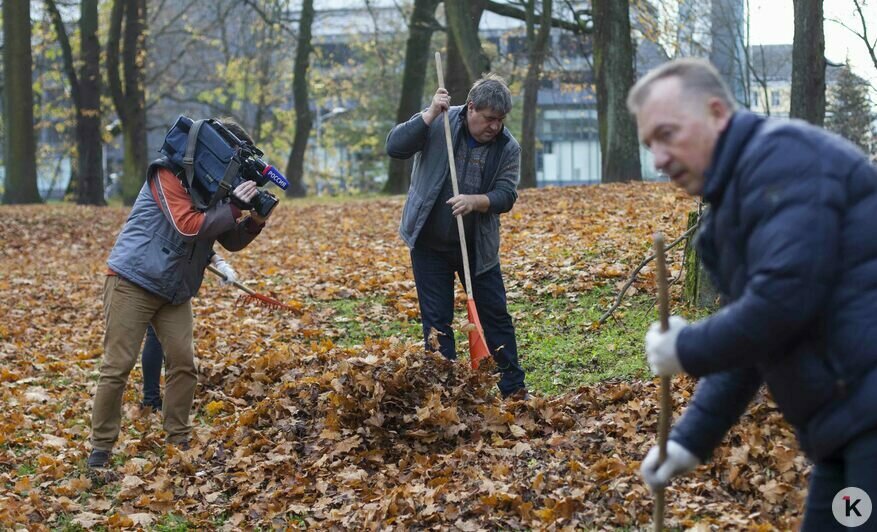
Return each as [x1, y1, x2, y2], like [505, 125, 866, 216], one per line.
[750, 0, 877, 84]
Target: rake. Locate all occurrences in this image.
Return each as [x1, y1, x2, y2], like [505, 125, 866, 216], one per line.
[434, 51, 491, 370]
[206, 264, 299, 313]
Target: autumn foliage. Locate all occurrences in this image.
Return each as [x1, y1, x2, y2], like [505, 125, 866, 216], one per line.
[0, 184, 807, 529]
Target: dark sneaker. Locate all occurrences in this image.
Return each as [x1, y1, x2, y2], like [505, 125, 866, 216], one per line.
[140, 399, 162, 412]
[504, 388, 531, 402]
[168, 439, 190, 451]
[87, 449, 110, 468]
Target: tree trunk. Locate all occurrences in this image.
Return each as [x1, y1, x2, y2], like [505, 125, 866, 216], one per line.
[444, 0, 488, 106]
[384, 0, 441, 195]
[519, 0, 552, 190]
[284, 0, 314, 198]
[77, 0, 104, 205]
[107, 0, 147, 205]
[2, 0, 41, 204]
[48, 0, 105, 206]
[593, 0, 641, 183]
[683, 210, 719, 308]
[790, 0, 825, 126]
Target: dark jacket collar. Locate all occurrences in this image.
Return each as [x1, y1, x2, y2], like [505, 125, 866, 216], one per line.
[702, 110, 764, 204]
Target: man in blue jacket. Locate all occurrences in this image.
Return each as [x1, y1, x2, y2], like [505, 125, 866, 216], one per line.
[630, 58, 877, 530]
[386, 74, 527, 399]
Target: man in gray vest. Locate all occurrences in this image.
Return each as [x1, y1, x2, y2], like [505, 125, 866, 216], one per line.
[386, 74, 527, 399]
[88, 121, 273, 468]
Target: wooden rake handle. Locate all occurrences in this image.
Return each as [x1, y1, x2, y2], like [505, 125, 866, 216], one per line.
[434, 52, 476, 299]
[207, 264, 256, 295]
[653, 233, 672, 531]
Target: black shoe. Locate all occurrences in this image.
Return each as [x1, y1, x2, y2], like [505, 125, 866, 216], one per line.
[504, 388, 531, 402]
[87, 449, 110, 468]
[141, 399, 162, 412]
[168, 439, 190, 451]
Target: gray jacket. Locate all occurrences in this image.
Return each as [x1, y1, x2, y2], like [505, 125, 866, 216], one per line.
[107, 161, 260, 305]
[386, 106, 520, 276]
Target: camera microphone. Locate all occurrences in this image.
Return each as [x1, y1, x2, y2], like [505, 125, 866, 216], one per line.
[257, 162, 289, 190]
[248, 157, 289, 190]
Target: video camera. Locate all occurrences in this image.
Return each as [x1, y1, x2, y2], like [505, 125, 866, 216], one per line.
[159, 116, 289, 217]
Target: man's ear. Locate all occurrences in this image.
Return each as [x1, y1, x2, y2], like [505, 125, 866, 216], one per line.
[708, 97, 732, 130]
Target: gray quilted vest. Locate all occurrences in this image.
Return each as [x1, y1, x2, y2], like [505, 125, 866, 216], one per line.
[107, 163, 215, 304]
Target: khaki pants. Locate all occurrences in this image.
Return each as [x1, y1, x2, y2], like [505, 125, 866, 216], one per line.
[91, 276, 197, 450]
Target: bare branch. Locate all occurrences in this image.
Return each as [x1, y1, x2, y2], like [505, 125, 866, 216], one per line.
[240, 0, 299, 37]
[487, 0, 587, 33]
[596, 222, 700, 326]
[827, 0, 877, 72]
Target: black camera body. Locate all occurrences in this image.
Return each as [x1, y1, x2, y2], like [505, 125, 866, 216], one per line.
[159, 116, 289, 217]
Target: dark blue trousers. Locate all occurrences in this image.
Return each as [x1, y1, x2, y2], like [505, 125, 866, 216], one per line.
[410, 245, 526, 397]
[141, 325, 164, 409]
[802, 427, 877, 531]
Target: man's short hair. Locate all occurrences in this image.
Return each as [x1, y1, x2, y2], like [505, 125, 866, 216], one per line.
[467, 73, 512, 115]
[626, 58, 737, 114]
[216, 117, 254, 145]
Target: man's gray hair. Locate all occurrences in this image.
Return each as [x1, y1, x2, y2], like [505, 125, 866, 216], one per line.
[626, 58, 737, 114]
[467, 73, 512, 115]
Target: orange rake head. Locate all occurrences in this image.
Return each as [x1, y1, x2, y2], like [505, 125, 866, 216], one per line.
[208, 264, 300, 314]
[236, 292, 300, 313]
[466, 298, 491, 369]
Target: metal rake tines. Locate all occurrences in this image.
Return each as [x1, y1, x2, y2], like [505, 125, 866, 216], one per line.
[236, 293, 298, 313]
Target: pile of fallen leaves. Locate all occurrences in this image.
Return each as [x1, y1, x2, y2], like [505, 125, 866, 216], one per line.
[0, 184, 808, 529]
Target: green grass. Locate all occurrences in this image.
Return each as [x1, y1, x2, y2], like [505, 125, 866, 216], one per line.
[16, 462, 36, 476]
[322, 296, 422, 346]
[512, 286, 657, 394]
[53, 514, 88, 532]
[153, 513, 192, 531]
[315, 284, 698, 395]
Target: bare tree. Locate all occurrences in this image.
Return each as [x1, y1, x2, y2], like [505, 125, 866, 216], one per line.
[384, 0, 443, 195]
[828, 0, 877, 73]
[2, 0, 41, 204]
[790, 0, 825, 125]
[518, 0, 553, 189]
[444, 0, 489, 105]
[46, 0, 105, 206]
[593, 0, 641, 182]
[107, 0, 148, 205]
[284, 0, 314, 198]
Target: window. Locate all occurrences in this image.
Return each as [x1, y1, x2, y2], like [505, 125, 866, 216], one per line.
[771, 90, 781, 107]
[543, 141, 553, 154]
[751, 91, 760, 107]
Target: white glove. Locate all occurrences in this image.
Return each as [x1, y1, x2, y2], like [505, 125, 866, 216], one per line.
[210, 254, 237, 286]
[640, 440, 700, 491]
[645, 315, 687, 376]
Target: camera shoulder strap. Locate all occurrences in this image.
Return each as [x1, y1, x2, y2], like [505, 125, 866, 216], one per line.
[206, 156, 241, 210]
[182, 119, 206, 192]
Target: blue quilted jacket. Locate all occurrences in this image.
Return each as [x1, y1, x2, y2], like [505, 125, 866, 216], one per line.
[671, 111, 877, 461]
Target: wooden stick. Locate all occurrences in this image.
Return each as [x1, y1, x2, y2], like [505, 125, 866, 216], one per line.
[653, 233, 672, 531]
[434, 52, 476, 299]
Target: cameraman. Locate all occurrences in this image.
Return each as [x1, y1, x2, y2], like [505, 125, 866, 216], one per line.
[88, 121, 273, 468]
